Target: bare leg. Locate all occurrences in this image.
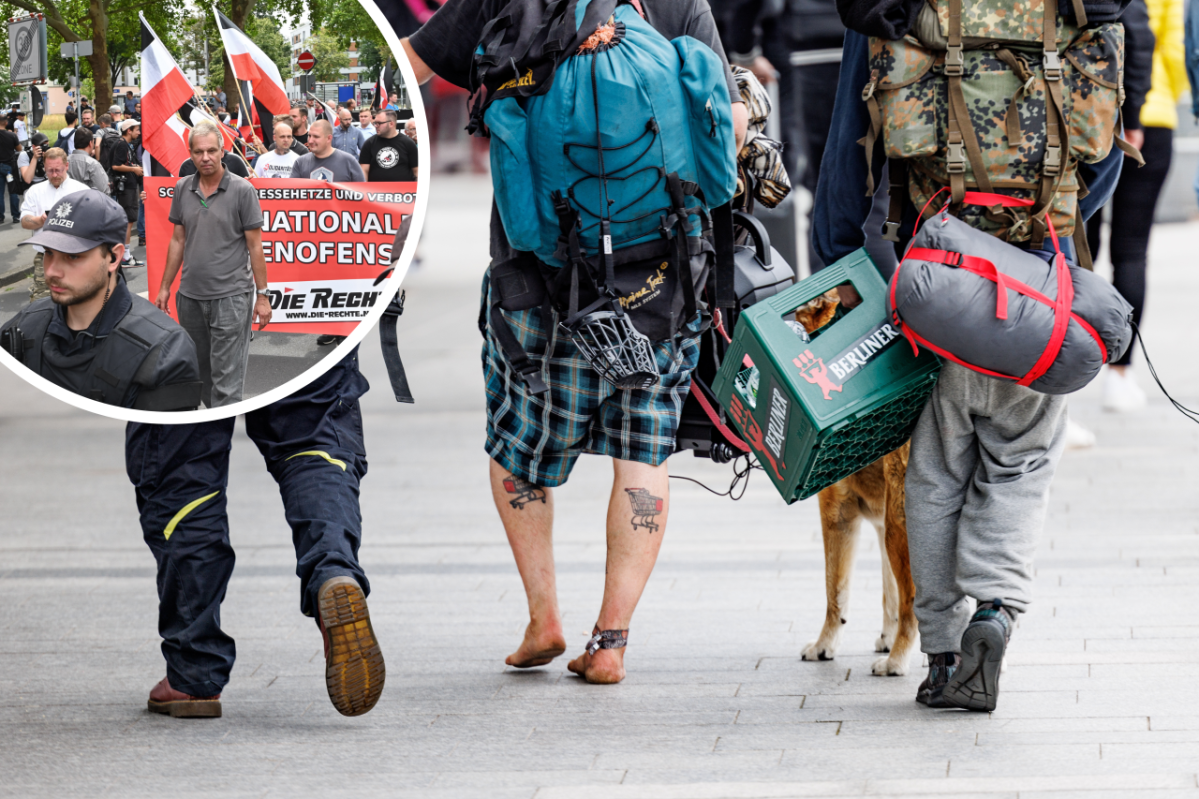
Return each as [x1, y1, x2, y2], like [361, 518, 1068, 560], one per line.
[489, 458, 566, 668]
[568, 458, 669, 684]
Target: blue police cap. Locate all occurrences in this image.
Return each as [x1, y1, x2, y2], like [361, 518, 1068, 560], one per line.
[20, 190, 129, 255]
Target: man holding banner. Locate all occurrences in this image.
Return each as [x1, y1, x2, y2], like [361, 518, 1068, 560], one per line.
[156, 120, 271, 408]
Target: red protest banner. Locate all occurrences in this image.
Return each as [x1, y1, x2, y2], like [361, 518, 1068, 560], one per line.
[145, 178, 416, 335]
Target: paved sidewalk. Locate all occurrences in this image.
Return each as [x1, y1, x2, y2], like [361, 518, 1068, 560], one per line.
[1, 175, 1198, 798]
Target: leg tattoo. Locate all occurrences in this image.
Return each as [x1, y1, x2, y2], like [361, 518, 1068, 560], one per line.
[625, 488, 663, 533]
[503, 474, 546, 510]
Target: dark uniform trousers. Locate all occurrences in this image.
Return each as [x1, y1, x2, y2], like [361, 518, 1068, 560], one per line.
[125, 350, 371, 698]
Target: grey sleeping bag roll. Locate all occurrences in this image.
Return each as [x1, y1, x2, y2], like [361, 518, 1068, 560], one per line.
[888, 211, 1133, 395]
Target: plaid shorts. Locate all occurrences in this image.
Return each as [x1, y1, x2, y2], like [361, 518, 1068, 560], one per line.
[482, 275, 699, 487]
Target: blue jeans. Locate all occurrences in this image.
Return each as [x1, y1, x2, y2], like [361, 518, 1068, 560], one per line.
[0, 164, 20, 220]
[137, 198, 145, 239]
[125, 350, 371, 697]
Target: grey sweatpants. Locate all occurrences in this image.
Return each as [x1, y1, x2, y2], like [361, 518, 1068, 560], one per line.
[905, 362, 1067, 655]
[177, 292, 254, 408]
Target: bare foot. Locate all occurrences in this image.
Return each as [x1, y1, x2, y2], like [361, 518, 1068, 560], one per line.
[505, 621, 566, 668]
[567, 647, 626, 684]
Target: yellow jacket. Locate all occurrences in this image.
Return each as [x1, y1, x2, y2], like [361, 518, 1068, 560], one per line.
[1141, 0, 1190, 129]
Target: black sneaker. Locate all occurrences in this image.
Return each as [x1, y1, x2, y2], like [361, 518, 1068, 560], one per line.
[916, 652, 961, 708]
[940, 599, 1014, 712]
[316, 334, 345, 346]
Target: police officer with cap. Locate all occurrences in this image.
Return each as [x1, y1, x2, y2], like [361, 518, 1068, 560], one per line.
[0, 191, 202, 410]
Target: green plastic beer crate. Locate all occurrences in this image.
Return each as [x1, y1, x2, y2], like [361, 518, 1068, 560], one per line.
[712, 248, 941, 504]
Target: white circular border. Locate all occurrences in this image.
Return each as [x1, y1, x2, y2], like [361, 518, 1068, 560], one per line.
[0, 2, 431, 425]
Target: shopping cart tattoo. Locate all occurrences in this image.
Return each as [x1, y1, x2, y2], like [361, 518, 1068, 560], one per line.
[503, 474, 547, 510]
[624, 488, 663, 533]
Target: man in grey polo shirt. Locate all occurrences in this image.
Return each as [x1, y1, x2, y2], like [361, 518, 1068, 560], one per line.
[155, 119, 272, 408]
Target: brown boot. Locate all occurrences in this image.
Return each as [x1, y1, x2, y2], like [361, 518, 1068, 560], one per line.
[147, 677, 222, 718]
[318, 576, 385, 716]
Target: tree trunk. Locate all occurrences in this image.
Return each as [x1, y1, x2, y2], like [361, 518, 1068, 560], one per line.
[222, 0, 257, 115]
[87, 0, 111, 113]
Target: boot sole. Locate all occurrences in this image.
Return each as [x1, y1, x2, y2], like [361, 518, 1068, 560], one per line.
[941, 621, 1005, 712]
[319, 577, 385, 717]
[147, 698, 222, 718]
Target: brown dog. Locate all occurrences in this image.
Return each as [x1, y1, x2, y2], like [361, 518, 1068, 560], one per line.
[793, 290, 918, 676]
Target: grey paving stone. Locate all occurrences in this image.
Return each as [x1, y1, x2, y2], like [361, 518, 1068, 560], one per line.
[2, 180, 1198, 797]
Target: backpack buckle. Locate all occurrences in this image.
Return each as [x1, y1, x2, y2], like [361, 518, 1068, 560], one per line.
[1043, 144, 1062, 176]
[947, 142, 967, 174]
[944, 45, 964, 77]
[1043, 51, 1062, 81]
[882, 221, 901, 242]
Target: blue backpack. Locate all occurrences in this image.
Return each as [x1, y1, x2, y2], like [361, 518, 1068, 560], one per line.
[471, 0, 738, 390]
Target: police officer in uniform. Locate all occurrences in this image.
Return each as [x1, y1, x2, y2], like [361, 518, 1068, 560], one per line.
[0, 191, 201, 411]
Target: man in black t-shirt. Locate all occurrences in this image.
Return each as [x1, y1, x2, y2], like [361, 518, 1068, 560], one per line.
[398, 0, 748, 687]
[358, 109, 418, 182]
[0, 115, 20, 222]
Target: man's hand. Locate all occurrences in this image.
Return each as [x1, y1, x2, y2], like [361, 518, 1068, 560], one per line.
[155, 288, 171, 314]
[253, 293, 272, 330]
[22, 213, 46, 230]
[131, 165, 144, 177]
[749, 56, 777, 85]
[140, 190, 147, 202]
[1123, 126, 1144, 153]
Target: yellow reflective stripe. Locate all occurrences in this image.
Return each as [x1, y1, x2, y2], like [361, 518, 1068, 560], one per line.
[163, 491, 221, 541]
[285, 450, 347, 471]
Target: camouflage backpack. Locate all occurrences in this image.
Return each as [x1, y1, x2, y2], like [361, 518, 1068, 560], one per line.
[862, 0, 1143, 261]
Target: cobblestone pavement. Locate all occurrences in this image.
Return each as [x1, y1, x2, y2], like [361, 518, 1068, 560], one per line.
[2, 176, 1197, 798]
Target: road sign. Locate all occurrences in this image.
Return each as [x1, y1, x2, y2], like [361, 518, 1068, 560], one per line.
[297, 50, 316, 72]
[8, 15, 49, 84]
[59, 40, 93, 58]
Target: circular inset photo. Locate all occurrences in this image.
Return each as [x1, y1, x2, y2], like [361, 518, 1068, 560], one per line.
[0, 0, 427, 422]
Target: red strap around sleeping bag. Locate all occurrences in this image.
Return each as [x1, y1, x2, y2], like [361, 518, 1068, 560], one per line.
[892, 192, 1103, 387]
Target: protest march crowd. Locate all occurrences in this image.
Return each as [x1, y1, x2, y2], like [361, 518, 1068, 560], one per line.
[3, 0, 1198, 731]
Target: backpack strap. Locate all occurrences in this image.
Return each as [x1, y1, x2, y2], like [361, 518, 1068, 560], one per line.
[1031, 0, 1067, 247]
[378, 289, 415, 403]
[882, 159, 906, 242]
[943, 0, 993, 204]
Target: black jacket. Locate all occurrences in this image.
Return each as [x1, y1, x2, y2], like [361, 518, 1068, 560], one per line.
[1119, 0, 1155, 130]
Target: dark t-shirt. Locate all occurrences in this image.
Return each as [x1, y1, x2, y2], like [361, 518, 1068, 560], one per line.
[295, 130, 310, 147]
[359, 133, 419, 182]
[407, 0, 738, 259]
[0, 129, 17, 163]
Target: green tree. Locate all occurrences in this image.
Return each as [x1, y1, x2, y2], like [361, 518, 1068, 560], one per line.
[305, 27, 348, 83]
[1, 0, 184, 113]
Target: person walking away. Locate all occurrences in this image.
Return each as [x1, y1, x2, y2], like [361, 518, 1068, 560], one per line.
[359, 109, 418, 182]
[126, 347, 384, 718]
[812, 1, 1132, 710]
[254, 121, 301, 179]
[13, 110, 28, 144]
[155, 119, 273, 408]
[67, 129, 110, 194]
[401, 0, 750, 684]
[21, 147, 87, 301]
[0, 114, 21, 223]
[56, 111, 80, 154]
[1085, 0, 1189, 412]
[333, 107, 366, 157]
[0, 192, 201, 409]
[108, 120, 145, 268]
